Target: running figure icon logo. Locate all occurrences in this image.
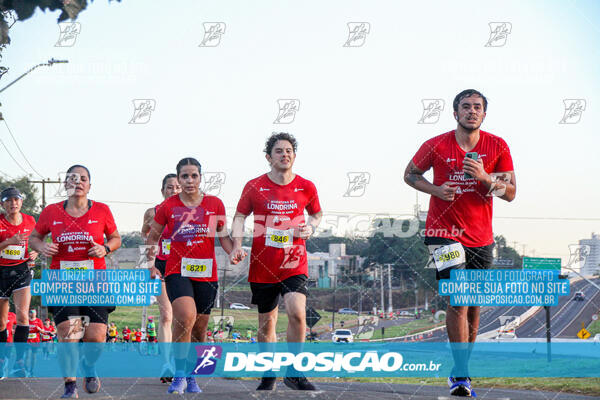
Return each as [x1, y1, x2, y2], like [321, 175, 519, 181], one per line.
[567, 244, 590, 268]
[418, 99, 445, 124]
[199, 22, 226, 47]
[559, 99, 586, 124]
[192, 345, 223, 375]
[344, 172, 370, 197]
[201, 172, 226, 196]
[485, 22, 512, 47]
[343, 22, 370, 47]
[273, 99, 300, 124]
[129, 99, 156, 124]
[55, 22, 81, 47]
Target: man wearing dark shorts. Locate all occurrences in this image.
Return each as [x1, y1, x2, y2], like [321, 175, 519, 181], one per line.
[230, 132, 322, 391]
[405, 89, 516, 397]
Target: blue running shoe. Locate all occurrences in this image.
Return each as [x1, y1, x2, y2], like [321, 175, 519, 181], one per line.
[60, 381, 78, 398]
[167, 377, 187, 394]
[185, 377, 202, 393]
[449, 377, 473, 397]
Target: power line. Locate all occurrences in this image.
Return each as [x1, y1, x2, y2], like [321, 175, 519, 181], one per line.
[2, 118, 44, 179]
[0, 133, 29, 176]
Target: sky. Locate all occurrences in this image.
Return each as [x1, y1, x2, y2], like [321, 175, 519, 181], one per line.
[0, 0, 599, 263]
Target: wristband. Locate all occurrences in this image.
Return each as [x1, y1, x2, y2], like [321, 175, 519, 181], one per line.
[103, 245, 111, 257]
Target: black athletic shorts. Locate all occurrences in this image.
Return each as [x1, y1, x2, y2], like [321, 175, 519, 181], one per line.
[424, 237, 495, 280]
[0, 262, 32, 298]
[49, 306, 115, 326]
[165, 274, 218, 315]
[250, 274, 309, 313]
[155, 258, 167, 276]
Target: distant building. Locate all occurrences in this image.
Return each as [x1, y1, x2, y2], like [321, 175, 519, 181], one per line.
[307, 243, 366, 288]
[579, 233, 600, 276]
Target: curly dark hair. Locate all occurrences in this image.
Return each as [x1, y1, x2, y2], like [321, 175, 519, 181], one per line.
[264, 132, 298, 156]
[453, 89, 488, 112]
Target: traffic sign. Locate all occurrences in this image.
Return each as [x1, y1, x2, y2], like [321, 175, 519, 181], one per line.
[522, 257, 561, 270]
[578, 328, 591, 339]
[306, 306, 321, 328]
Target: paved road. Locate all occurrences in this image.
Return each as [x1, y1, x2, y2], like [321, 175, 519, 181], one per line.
[0, 377, 598, 400]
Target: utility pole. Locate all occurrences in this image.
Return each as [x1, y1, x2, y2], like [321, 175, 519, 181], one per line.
[387, 264, 393, 314]
[219, 267, 232, 330]
[380, 264, 384, 316]
[28, 178, 62, 209]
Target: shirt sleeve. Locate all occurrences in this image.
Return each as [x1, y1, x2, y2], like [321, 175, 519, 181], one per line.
[102, 204, 118, 236]
[154, 200, 168, 226]
[216, 198, 226, 229]
[236, 181, 254, 215]
[305, 181, 322, 215]
[494, 138, 514, 172]
[412, 139, 435, 172]
[34, 207, 51, 237]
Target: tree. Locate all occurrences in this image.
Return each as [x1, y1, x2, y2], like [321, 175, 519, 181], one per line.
[0, 175, 40, 217]
[120, 231, 143, 248]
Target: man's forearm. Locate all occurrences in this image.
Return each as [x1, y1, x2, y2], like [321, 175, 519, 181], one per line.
[405, 173, 439, 197]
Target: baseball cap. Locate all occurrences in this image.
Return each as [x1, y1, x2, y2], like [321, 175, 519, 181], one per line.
[1, 187, 23, 202]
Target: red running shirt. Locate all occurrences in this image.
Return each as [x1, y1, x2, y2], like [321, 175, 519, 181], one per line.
[155, 204, 173, 261]
[236, 174, 321, 283]
[27, 318, 44, 343]
[41, 324, 55, 342]
[6, 312, 16, 342]
[34, 201, 117, 270]
[412, 130, 514, 247]
[154, 194, 226, 282]
[0, 213, 36, 266]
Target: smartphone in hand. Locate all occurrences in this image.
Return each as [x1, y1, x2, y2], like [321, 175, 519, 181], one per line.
[464, 152, 478, 179]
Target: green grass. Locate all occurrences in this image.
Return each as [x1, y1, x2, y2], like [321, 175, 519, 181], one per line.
[587, 320, 600, 336]
[368, 318, 442, 340]
[108, 306, 353, 337]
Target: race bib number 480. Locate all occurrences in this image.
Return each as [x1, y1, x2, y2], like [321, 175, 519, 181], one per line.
[1, 245, 25, 260]
[432, 242, 466, 272]
[181, 257, 213, 278]
[265, 227, 293, 248]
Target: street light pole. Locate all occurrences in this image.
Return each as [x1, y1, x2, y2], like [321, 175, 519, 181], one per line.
[0, 58, 68, 94]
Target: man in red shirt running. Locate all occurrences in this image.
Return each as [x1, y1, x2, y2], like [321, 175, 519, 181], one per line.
[405, 89, 516, 397]
[122, 326, 131, 342]
[231, 132, 322, 391]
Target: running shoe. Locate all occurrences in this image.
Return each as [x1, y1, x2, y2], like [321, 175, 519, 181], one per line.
[448, 376, 476, 397]
[283, 376, 316, 390]
[84, 377, 101, 394]
[167, 377, 187, 394]
[185, 377, 202, 393]
[160, 363, 174, 383]
[9, 360, 26, 378]
[61, 381, 78, 399]
[256, 377, 276, 390]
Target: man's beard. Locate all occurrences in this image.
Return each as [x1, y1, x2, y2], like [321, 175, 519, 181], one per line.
[458, 119, 482, 132]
